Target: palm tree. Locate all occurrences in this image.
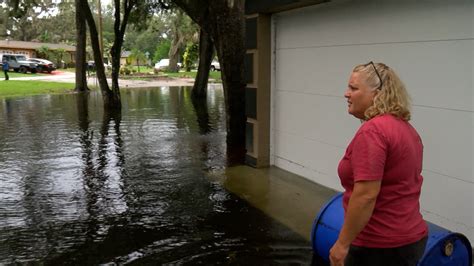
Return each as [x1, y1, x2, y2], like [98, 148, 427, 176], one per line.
[129, 48, 146, 73]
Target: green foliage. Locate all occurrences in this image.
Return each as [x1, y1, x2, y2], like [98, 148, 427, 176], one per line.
[163, 71, 221, 82]
[153, 40, 171, 62]
[129, 49, 147, 65]
[182, 42, 198, 72]
[167, 9, 199, 69]
[119, 66, 132, 75]
[123, 16, 167, 57]
[6, 0, 75, 43]
[35, 46, 66, 66]
[36, 45, 52, 59]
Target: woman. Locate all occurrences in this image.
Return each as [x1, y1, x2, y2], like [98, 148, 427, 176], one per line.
[329, 62, 428, 266]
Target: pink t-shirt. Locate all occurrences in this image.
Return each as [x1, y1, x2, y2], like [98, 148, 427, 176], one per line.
[338, 114, 428, 248]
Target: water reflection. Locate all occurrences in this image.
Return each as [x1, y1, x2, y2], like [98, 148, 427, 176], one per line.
[192, 96, 211, 135]
[0, 86, 312, 264]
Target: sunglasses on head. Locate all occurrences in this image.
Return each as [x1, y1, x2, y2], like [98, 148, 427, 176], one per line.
[365, 61, 383, 90]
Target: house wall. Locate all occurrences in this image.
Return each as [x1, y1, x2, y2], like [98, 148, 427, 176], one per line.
[271, 0, 473, 241]
[0, 49, 34, 57]
[0, 48, 75, 64]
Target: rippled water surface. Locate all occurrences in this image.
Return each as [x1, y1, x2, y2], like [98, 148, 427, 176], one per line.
[0, 86, 313, 264]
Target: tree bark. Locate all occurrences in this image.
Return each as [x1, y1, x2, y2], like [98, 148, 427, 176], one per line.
[74, 0, 88, 92]
[168, 18, 183, 73]
[108, 0, 135, 109]
[81, 0, 118, 109]
[192, 28, 213, 99]
[191, 96, 210, 135]
[173, 0, 247, 163]
[168, 41, 181, 73]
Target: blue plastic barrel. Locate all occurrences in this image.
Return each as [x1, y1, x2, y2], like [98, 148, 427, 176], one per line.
[311, 193, 472, 265]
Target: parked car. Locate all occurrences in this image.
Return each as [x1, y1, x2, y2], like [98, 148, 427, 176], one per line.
[210, 60, 221, 71]
[154, 59, 182, 73]
[86, 60, 110, 71]
[0, 54, 37, 73]
[28, 58, 56, 73]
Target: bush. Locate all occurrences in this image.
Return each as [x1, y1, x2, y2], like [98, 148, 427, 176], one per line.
[183, 43, 198, 72]
[120, 66, 131, 75]
[153, 40, 171, 63]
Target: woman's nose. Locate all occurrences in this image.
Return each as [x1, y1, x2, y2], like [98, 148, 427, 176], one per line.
[344, 89, 350, 98]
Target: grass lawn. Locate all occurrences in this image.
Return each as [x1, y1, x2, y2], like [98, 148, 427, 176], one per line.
[108, 68, 222, 82]
[0, 80, 75, 98]
[62, 68, 76, 73]
[164, 71, 222, 81]
[129, 66, 154, 74]
[1, 71, 48, 78]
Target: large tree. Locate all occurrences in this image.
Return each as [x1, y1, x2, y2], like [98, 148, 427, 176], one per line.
[81, 0, 116, 108]
[6, 0, 58, 41]
[123, 16, 168, 59]
[109, 0, 137, 100]
[172, 0, 246, 163]
[80, 0, 165, 110]
[167, 9, 198, 72]
[75, 0, 88, 92]
[192, 28, 214, 98]
[0, 6, 8, 37]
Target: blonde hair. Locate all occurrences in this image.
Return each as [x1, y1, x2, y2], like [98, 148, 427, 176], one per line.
[353, 62, 412, 121]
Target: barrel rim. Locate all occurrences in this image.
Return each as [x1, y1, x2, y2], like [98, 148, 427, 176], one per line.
[419, 232, 472, 265]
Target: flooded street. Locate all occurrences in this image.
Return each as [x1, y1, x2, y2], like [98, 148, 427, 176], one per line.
[0, 86, 313, 264]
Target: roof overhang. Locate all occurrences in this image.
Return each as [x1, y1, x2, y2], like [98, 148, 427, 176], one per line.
[246, 0, 329, 14]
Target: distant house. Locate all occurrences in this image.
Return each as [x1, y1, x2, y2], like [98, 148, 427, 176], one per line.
[120, 50, 148, 66]
[120, 50, 131, 66]
[0, 40, 76, 62]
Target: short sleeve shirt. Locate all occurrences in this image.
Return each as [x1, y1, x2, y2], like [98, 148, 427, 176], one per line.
[338, 114, 428, 248]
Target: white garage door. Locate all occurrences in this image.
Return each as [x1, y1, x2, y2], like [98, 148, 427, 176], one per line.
[270, 0, 473, 242]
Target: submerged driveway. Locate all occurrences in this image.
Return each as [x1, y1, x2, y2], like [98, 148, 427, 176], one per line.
[0, 86, 316, 264]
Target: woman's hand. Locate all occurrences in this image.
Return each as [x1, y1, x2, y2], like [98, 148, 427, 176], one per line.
[329, 240, 349, 266]
[329, 180, 381, 266]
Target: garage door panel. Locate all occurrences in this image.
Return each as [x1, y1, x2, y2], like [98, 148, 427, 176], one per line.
[276, 0, 472, 50]
[273, 90, 358, 148]
[276, 40, 473, 112]
[271, 0, 473, 242]
[412, 107, 473, 183]
[421, 170, 473, 240]
[273, 130, 343, 191]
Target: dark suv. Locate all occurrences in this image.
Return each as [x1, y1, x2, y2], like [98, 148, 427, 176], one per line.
[28, 58, 56, 73]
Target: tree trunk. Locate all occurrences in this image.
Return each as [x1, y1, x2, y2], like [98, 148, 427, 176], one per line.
[173, 0, 247, 164]
[208, 1, 246, 164]
[192, 28, 213, 99]
[168, 34, 182, 72]
[109, 0, 135, 108]
[167, 10, 185, 73]
[110, 0, 122, 96]
[74, 0, 88, 92]
[81, 0, 118, 109]
[191, 96, 210, 135]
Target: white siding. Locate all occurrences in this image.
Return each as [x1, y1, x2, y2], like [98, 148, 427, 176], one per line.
[271, 0, 474, 242]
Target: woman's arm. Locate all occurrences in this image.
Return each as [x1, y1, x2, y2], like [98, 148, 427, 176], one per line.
[329, 180, 381, 266]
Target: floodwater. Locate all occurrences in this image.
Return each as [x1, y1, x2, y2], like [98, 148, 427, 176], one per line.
[0, 86, 314, 265]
